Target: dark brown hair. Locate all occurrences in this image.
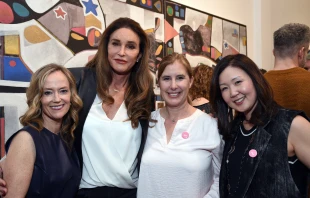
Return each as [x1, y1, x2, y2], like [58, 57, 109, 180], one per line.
[85, 17, 153, 127]
[209, 54, 277, 140]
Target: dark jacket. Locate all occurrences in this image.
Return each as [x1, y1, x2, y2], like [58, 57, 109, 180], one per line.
[69, 67, 152, 174]
[220, 108, 309, 198]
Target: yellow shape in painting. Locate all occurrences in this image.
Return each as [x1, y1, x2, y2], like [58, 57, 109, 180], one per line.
[85, 15, 102, 30]
[242, 37, 247, 46]
[155, 44, 162, 56]
[141, 0, 146, 4]
[24, 25, 51, 44]
[215, 49, 222, 60]
[71, 33, 84, 40]
[4, 35, 20, 55]
[144, 28, 154, 34]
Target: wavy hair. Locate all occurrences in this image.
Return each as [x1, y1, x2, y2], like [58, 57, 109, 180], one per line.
[85, 17, 153, 128]
[209, 54, 277, 140]
[20, 64, 83, 149]
[189, 64, 213, 100]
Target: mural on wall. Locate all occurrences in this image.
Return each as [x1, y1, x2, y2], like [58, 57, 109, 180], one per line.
[0, 0, 246, 154]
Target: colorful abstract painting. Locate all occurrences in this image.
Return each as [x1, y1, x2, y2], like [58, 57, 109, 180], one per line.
[0, 0, 246, 146]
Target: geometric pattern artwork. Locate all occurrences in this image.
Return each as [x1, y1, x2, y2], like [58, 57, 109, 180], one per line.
[164, 0, 247, 66]
[1, 0, 246, 139]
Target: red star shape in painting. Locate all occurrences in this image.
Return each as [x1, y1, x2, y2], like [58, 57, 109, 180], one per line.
[54, 6, 67, 20]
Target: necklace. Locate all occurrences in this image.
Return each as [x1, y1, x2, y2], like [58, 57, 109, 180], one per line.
[239, 125, 258, 136]
[226, 123, 256, 196]
[113, 89, 120, 92]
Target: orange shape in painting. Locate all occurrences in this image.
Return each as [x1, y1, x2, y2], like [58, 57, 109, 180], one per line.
[4, 35, 20, 55]
[9, 60, 16, 67]
[155, 44, 163, 56]
[71, 33, 84, 40]
[85, 15, 102, 30]
[24, 25, 51, 44]
[164, 20, 178, 43]
[211, 47, 222, 60]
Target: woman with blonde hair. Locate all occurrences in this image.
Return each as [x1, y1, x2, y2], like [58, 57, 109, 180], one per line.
[3, 64, 83, 198]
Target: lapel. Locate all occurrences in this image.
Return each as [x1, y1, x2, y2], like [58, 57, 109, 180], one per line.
[239, 126, 271, 197]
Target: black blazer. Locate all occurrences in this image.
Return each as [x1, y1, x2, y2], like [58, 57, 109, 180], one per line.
[69, 67, 151, 174]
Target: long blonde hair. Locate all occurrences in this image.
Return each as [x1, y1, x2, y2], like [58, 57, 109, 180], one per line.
[20, 64, 83, 149]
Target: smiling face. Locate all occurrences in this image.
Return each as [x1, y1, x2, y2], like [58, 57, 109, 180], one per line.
[219, 66, 257, 120]
[107, 27, 141, 75]
[159, 60, 193, 108]
[41, 70, 71, 126]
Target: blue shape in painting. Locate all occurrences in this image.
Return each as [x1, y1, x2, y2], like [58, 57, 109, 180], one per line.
[180, 8, 185, 18]
[82, 0, 98, 16]
[3, 56, 32, 82]
[175, 5, 179, 11]
[12, 3, 30, 17]
[175, 11, 179, 17]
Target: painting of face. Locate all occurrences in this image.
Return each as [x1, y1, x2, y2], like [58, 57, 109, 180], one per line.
[41, 71, 71, 127]
[159, 61, 193, 108]
[219, 66, 257, 120]
[108, 28, 141, 75]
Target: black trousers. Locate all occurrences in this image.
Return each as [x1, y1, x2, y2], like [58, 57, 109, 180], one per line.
[75, 186, 137, 198]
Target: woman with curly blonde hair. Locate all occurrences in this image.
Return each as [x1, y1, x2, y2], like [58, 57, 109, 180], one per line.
[189, 64, 214, 113]
[3, 64, 83, 198]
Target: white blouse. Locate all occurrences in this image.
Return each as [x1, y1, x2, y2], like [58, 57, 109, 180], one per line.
[137, 109, 223, 198]
[79, 94, 141, 189]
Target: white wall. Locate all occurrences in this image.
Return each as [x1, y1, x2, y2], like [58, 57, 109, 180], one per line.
[261, 0, 310, 71]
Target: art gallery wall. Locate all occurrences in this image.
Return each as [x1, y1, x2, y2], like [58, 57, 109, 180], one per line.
[173, 0, 310, 71]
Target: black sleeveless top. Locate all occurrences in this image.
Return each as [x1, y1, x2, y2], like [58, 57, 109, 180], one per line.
[193, 103, 212, 114]
[5, 126, 81, 197]
[226, 124, 308, 197]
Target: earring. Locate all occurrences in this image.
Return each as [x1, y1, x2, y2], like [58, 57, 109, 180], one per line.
[136, 59, 139, 62]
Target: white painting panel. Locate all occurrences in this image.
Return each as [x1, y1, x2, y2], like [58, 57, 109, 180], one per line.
[211, 17, 223, 53]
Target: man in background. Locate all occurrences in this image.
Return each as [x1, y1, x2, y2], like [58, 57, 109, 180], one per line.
[264, 23, 310, 118]
[305, 49, 310, 71]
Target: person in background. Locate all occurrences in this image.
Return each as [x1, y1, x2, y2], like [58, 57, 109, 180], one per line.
[304, 49, 310, 71]
[73, 17, 154, 198]
[189, 63, 213, 114]
[3, 64, 83, 197]
[264, 23, 310, 118]
[138, 53, 222, 198]
[210, 54, 310, 198]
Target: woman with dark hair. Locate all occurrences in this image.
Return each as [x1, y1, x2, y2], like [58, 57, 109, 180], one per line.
[74, 17, 154, 198]
[210, 54, 310, 197]
[3, 64, 83, 198]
